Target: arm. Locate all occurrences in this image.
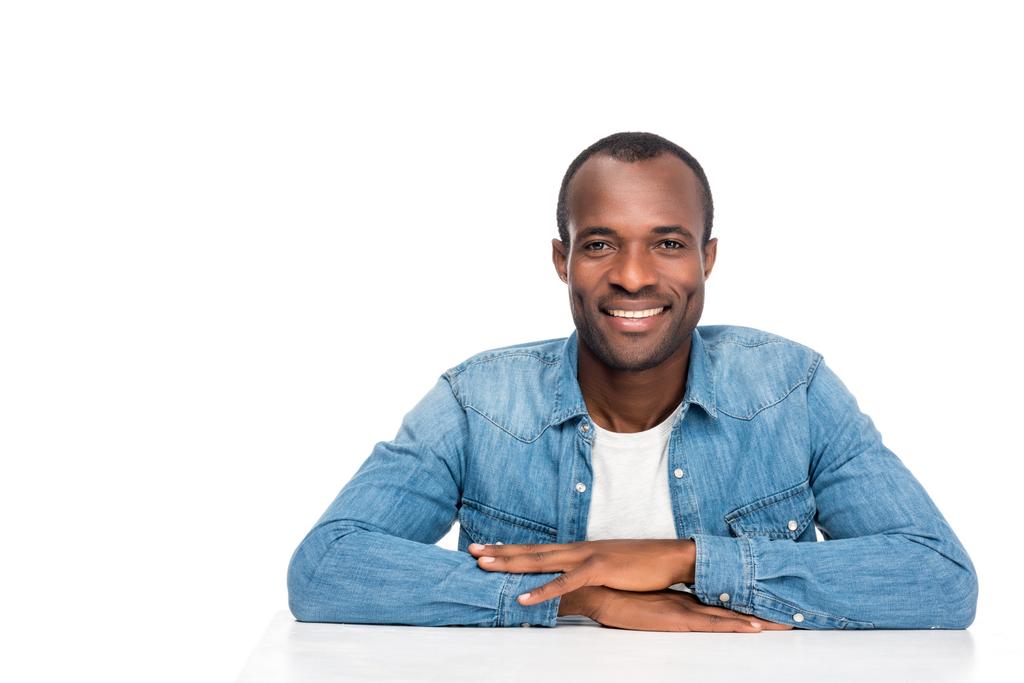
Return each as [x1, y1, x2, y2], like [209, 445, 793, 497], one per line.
[690, 357, 978, 629]
[287, 374, 562, 626]
[560, 586, 792, 632]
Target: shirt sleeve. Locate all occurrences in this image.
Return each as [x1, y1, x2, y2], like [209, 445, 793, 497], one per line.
[287, 374, 562, 627]
[689, 357, 978, 629]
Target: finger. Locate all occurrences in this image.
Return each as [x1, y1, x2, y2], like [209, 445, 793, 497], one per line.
[517, 568, 592, 606]
[468, 542, 570, 557]
[688, 613, 766, 633]
[474, 547, 578, 574]
[688, 604, 792, 631]
[756, 621, 795, 630]
[688, 602, 761, 619]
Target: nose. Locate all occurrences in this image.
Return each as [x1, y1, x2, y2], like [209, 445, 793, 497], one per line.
[607, 245, 658, 293]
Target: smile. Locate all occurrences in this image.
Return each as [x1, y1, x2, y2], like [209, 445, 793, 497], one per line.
[605, 307, 665, 318]
[600, 305, 670, 332]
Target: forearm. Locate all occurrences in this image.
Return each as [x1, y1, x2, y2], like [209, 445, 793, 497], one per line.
[288, 522, 563, 627]
[690, 530, 978, 629]
[725, 356, 980, 629]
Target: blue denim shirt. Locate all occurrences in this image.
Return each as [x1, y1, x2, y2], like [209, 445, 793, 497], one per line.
[288, 325, 978, 629]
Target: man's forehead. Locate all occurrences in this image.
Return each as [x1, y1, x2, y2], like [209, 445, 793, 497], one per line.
[567, 153, 702, 228]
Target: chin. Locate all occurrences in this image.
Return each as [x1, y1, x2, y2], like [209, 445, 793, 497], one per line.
[605, 354, 667, 373]
[573, 303, 693, 372]
[590, 330, 681, 372]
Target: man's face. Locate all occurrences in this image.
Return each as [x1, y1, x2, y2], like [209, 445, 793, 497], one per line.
[552, 153, 717, 372]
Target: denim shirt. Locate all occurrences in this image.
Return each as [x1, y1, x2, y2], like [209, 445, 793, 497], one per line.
[288, 325, 978, 629]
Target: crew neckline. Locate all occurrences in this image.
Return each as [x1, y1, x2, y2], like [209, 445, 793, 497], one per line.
[590, 401, 683, 445]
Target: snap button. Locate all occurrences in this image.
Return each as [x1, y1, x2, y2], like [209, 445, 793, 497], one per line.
[581, 422, 590, 432]
[494, 541, 503, 545]
[719, 593, 730, 602]
[787, 520, 798, 531]
[673, 468, 684, 478]
[520, 622, 531, 627]
[575, 482, 587, 493]
[793, 613, 804, 623]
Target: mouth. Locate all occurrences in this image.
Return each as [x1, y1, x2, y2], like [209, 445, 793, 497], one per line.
[600, 305, 670, 332]
[604, 307, 666, 319]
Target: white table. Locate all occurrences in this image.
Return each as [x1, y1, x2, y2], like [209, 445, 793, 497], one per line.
[237, 611, 983, 682]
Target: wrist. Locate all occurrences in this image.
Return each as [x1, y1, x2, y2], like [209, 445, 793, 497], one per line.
[674, 539, 697, 585]
[558, 586, 604, 618]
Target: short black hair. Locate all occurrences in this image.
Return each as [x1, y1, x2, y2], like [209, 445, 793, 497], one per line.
[556, 131, 714, 248]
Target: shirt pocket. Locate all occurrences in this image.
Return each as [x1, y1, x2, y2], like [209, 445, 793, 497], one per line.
[457, 498, 558, 549]
[724, 477, 816, 540]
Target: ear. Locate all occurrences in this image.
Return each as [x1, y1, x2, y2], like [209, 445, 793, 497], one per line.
[552, 238, 569, 284]
[702, 237, 718, 279]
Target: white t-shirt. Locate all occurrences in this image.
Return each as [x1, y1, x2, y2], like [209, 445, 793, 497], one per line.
[585, 402, 683, 542]
[585, 402, 693, 592]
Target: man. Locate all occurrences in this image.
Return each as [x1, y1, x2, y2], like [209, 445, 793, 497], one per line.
[287, 132, 978, 631]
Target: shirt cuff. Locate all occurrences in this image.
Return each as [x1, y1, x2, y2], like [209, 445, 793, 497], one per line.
[690, 534, 755, 613]
[497, 572, 561, 627]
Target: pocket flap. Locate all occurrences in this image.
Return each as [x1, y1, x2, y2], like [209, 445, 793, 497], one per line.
[457, 498, 557, 546]
[725, 478, 816, 539]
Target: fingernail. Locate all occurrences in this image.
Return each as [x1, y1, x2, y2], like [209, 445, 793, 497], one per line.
[469, 543, 485, 551]
[750, 621, 763, 629]
[519, 592, 531, 602]
[480, 556, 495, 563]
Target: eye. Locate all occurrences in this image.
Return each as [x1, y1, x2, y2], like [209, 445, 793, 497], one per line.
[583, 241, 611, 251]
[659, 240, 685, 249]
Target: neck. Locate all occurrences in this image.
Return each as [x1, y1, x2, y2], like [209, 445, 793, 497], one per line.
[576, 334, 691, 433]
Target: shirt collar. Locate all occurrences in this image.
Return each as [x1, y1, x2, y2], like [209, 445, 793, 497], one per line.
[550, 326, 718, 426]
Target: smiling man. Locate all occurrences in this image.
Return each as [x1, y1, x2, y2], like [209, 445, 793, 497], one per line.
[287, 132, 978, 631]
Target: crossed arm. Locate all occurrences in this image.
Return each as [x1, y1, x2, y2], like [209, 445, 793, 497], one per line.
[467, 538, 792, 632]
[289, 363, 977, 631]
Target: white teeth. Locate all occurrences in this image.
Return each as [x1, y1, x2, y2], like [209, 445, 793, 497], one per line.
[607, 307, 664, 318]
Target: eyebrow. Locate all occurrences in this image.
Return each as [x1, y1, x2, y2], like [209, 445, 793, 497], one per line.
[577, 225, 696, 241]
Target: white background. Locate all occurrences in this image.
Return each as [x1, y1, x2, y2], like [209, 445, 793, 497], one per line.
[2, 2, 1022, 681]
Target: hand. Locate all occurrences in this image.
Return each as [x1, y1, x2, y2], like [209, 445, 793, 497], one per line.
[468, 539, 696, 607]
[562, 585, 794, 633]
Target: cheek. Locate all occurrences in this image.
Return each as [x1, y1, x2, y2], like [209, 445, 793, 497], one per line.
[569, 287, 590, 314]
[681, 283, 706, 315]
[670, 266, 705, 293]
[566, 271, 598, 305]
